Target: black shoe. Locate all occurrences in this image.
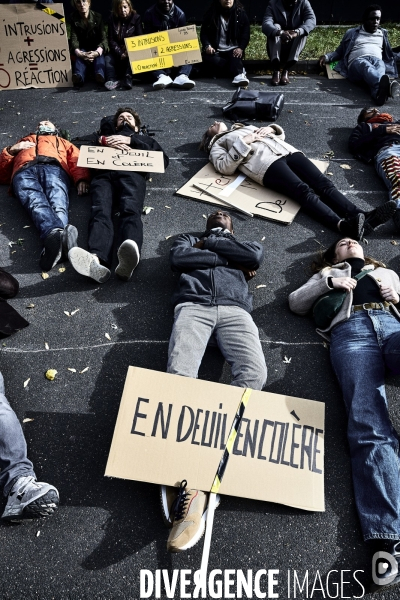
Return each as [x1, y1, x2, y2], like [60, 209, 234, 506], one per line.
[339, 213, 365, 241]
[364, 200, 397, 233]
[72, 73, 83, 88]
[375, 74, 390, 106]
[125, 75, 133, 89]
[370, 540, 400, 592]
[39, 229, 63, 272]
[61, 224, 78, 260]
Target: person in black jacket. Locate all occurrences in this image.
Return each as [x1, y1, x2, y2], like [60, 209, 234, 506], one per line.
[200, 0, 250, 87]
[105, 0, 143, 90]
[68, 107, 169, 283]
[349, 107, 400, 231]
[143, 0, 196, 90]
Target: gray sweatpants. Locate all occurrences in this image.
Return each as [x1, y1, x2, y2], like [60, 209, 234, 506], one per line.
[167, 303, 267, 390]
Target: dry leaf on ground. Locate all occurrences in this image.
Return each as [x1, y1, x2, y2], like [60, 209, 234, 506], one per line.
[80, 367, 89, 374]
[23, 377, 30, 388]
[340, 164, 351, 170]
[283, 356, 292, 364]
[105, 333, 111, 341]
[256, 284, 267, 289]
[70, 309, 80, 316]
[45, 369, 57, 381]
[41, 272, 49, 279]
[23, 418, 34, 423]
[64, 311, 70, 317]
[58, 267, 66, 273]
[26, 303, 35, 309]
[44, 342, 49, 350]
[68, 368, 77, 373]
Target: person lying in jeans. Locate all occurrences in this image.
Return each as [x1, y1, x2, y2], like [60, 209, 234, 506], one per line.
[160, 210, 268, 554]
[0, 121, 90, 271]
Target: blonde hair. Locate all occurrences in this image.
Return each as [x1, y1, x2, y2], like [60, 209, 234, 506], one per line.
[112, 0, 135, 18]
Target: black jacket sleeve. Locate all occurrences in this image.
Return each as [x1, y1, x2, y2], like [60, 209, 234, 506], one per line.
[348, 122, 389, 160]
[203, 233, 264, 270]
[129, 134, 169, 169]
[237, 11, 250, 51]
[170, 234, 229, 273]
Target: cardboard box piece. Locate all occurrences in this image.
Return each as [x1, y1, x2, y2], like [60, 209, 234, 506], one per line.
[106, 367, 325, 512]
[326, 62, 345, 80]
[176, 160, 328, 224]
[0, 4, 72, 89]
[125, 25, 201, 74]
[77, 146, 165, 173]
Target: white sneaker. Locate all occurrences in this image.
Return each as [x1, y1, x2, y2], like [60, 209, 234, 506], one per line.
[232, 72, 249, 87]
[115, 239, 140, 281]
[173, 74, 195, 89]
[68, 247, 111, 283]
[153, 74, 173, 90]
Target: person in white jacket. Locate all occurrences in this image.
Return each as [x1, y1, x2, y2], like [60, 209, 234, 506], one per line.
[200, 120, 397, 239]
[289, 237, 400, 592]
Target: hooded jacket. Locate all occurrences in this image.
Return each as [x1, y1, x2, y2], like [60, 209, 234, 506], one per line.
[170, 229, 263, 314]
[348, 120, 400, 163]
[0, 134, 90, 185]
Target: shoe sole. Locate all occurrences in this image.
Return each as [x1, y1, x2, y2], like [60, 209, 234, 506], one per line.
[68, 247, 111, 283]
[174, 83, 195, 90]
[40, 232, 62, 272]
[233, 80, 249, 87]
[356, 213, 365, 240]
[364, 201, 398, 233]
[376, 75, 390, 105]
[167, 495, 221, 553]
[160, 485, 173, 528]
[115, 240, 140, 281]
[2, 489, 59, 522]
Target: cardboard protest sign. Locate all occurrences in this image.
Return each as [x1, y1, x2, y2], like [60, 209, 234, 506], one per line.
[326, 62, 345, 80]
[125, 25, 201, 75]
[0, 3, 72, 89]
[176, 161, 328, 224]
[106, 367, 325, 512]
[77, 146, 165, 173]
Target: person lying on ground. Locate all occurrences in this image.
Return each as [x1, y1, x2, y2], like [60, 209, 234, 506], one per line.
[70, 0, 108, 87]
[349, 106, 400, 231]
[68, 107, 169, 283]
[200, 0, 250, 87]
[319, 3, 400, 106]
[0, 268, 59, 523]
[143, 0, 196, 90]
[289, 237, 400, 593]
[262, 0, 316, 86]
[200, 120, 397, 239]
[0, 121, 90, 272]
[160, 209, 267, 553]
[105, 0, 143, 91]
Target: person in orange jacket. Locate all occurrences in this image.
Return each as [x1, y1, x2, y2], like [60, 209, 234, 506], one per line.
[0, 121, 90, 271]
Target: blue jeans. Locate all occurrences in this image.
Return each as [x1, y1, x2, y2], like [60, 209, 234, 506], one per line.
[347, 55, 386, 100]
[153, 64, 192, 81]
[167, 303, 268, 390]
[330, 309, 400, 540]
[13, 164, 70, 240]
[0, 372, 35, 496]
[375, 144, 400, 208]
[73, 52, 105, 82]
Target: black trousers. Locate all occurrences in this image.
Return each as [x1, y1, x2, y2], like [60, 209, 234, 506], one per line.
[262, 153, 360, 229]
[202, 49, 244, 77]
[88, 170, 146, 267]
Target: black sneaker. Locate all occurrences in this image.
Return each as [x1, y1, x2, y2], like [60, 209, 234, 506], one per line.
[125, 75, 133, 89]
[339, 213, 365, 241]
[61, 224, 78, 260]
[364, 200, 397, 233]
[375, 74, 390, 106]
[72, 73, 83, 88]
[39, 229, 63, 271]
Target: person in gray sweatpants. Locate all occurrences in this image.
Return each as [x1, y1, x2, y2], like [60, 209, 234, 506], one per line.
[167, 210, 267, 389]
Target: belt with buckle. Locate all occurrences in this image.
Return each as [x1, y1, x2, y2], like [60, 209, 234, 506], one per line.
[352, 302, 390, 311]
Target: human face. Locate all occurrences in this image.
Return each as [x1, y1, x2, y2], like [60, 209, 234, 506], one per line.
[206, 210, 233, 232]
[75, 0, 90, 16]
[38, 120, 56, 130]
[118, 0, 131, 19]
[157, 0, 173, 12]
[363, 10, 381, 33]
[282, 0, 298, 8]
[220, 0, 234, 8]
[208, 121, 228, 138]
[361, 107, 381, 122]
[116, 111, 137, 131]
[333, 238, 364, 263]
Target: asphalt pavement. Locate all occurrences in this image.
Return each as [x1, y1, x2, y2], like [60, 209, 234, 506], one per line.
[1, 74, 400, 600]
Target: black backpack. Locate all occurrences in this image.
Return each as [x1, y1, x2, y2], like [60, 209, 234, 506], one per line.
[222, 89, 284, 122]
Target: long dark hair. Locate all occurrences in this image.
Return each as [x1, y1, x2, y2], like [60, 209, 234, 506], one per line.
[205, 0, 244, 46]
[311, 238, 386, 273]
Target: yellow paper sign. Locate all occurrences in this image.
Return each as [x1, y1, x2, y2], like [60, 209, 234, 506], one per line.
[131, 55, 174, 73]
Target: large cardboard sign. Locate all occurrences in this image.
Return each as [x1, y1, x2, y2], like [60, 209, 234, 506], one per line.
[176, 161, 328, 224]
[125, 25, 201, 75]
[106, 368, 325, 512]
[77, 146, 165, 173]
[326, 62, 345, 80]
[0, 4, 72, 89]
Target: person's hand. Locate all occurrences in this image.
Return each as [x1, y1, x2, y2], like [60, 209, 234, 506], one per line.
[242, 132, 263, 145]
[232, 263, 257, 280]
[105, 135, 131, 147]
[331, 277, 357, 292]
[232, 48, 243, 58]
[193, 240, 205, 249]
[280, 30, 292, 43]
[254, 126, 274, 137]
[77, 181, 90, 195]
[205, 45, 216, 54]
[386, 124, 400, 135]
[319, 55, 326, 68]
[288, 30, 298, 38]
[85, 51, 99, 62]
[8, 141, 35, 155]
[379, 285, 399, 304]
[121, 51, 127, 60]
[112, 143, 132, 152]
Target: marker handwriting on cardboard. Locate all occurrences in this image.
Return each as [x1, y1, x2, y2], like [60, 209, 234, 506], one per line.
[255, 199, 287, 214]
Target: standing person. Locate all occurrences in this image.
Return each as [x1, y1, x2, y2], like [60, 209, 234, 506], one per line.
[162, 210, 267, 553]
[289, 238, 400, 592]
[0, 121, 90, 272]
[262, 0, 316, 86]
[200, 0, 250, 87]
[349, 107, 400, 231]
[200, 120, 397, 239]
[319, 4, 400, 106]
[143, 0, 196, 90]
[105, 0, 143, 91]
[0, 268, 59, 523]
[68, 107, 169, 283]
[69, 0, 108, 87]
